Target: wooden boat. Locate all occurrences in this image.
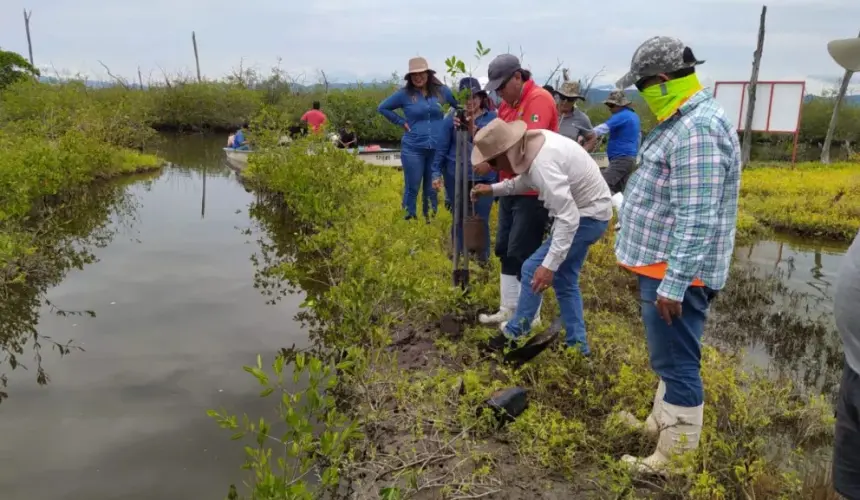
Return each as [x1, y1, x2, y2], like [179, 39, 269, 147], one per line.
[226, 146, 603, 171]
[223, 146, 402, 169]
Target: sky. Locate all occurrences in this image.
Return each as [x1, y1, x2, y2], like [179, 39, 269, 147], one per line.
[2, 0, 859, 94]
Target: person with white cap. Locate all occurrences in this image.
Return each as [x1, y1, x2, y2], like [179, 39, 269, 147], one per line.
[827, 33, 860, 500]
[469, 119, 611, 354]
[378, 57, 458, 222]
[610, 36, 741, 475]
[477, 54, 559, 329]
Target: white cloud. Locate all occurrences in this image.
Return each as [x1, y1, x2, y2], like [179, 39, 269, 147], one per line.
[2, 0, 858, 94]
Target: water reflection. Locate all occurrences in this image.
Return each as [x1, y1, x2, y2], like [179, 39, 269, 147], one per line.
[0, 135, 309, 500]
[0, 172, 155, 401]
[707, 235, 849, 399]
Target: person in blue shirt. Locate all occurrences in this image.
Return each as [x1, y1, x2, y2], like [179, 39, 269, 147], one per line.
[231, 122, 251, 150]
[430, 77, 498, 264]
[585, 90, 641, 195]
[378, 57, 458, 221]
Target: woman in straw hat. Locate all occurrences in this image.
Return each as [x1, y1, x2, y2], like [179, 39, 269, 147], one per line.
[470, 118, 612, 354]
[828, 33, 860, 500]
[378, 56, 458, 221]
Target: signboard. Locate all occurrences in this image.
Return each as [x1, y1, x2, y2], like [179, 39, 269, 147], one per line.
[712, 81, 805, 132]
[712, 81, 806, 163]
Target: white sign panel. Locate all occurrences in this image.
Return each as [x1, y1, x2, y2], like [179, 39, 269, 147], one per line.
[712, 81, 805, 133]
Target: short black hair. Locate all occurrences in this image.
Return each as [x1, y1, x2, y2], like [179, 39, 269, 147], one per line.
[312, 101, 320, 110]
[518, 69, 532, 81]
[241, 122, 250, 129]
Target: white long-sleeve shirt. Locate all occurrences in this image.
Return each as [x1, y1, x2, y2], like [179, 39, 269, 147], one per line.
[491, 130, 613, 271]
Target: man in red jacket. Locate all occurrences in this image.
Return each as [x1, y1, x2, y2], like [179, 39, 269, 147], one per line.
[478, 54, 559, 328]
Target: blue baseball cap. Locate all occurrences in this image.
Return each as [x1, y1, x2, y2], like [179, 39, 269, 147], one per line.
[458, 77, 486, 95]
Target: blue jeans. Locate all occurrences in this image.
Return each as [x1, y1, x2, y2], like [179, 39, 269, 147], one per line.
[495, 196, 550, 278]
[504, 217, 608, 353]
[834, 361, 860, 500]
[442, 168, 456, 212]
[638, 275, 717, 407]
[400, 146, 437, 218]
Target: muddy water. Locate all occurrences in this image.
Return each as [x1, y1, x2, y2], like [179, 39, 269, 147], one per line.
[0, 134, 305, 500]
[718, 234, 851, 397]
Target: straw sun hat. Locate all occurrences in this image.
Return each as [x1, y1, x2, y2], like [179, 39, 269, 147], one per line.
[405, 57, 435, 78]
[471, 119, 545, 174]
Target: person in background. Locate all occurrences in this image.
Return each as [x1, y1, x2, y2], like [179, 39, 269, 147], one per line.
[611, 36, 741, 476]
[477, 54, 558, 328]
[470, 119, 611, 353]
[827, 33, 860, 500]
[301, 101, 328, 134]
[378, 57, 458, 222]
[555, 81, 596, 147]
[431, 77, 498, 264]
[231, 122, 250, 150]
[337, 120, 357, 149]
[585, 90, 640, 196]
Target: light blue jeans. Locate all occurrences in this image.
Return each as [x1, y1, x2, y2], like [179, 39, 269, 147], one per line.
[504, 217, 608, 354]
[400, 146, 438, 218]
[638, 275, 716, 407]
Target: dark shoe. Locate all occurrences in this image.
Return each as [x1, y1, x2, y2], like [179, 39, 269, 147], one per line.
[405, 214, 416, 221]
[487, 332, 517, 352]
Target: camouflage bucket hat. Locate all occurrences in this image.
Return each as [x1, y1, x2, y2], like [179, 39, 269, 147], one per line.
[557, 81, 585, 100]
[604, 90, 632, 107]
[616, 36, 705, 89]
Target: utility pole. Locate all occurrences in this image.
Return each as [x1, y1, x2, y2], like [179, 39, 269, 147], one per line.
[821, 29, 860, 164]
[23, 9, 34, 66]
[192, 31, 202, 83]
[741, 5, 767, 167]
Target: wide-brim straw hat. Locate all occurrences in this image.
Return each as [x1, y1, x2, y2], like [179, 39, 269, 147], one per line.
[405, 57, 435, 78]
[557, 81, 585, 100]
[828, 37, 860, 71]
[472, 119, 545, 175]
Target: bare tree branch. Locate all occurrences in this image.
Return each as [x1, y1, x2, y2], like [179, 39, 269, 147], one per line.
[97, 60, 130, 90]
[543, 59, 564, 86]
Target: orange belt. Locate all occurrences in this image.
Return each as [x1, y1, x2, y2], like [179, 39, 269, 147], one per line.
[620, 262, 705, 287]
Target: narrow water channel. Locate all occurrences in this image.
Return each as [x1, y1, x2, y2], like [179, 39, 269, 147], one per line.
[0, 134, 305, 500]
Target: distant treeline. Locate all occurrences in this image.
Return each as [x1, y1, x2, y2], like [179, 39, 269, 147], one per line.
[9, 75, 860, 149]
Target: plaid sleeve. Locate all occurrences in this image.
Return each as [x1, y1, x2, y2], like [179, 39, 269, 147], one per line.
[658, 119, 726, 302]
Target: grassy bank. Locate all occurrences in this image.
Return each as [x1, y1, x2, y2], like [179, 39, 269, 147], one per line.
[213, 133, 837, 499]
[740, 161, 860, 241]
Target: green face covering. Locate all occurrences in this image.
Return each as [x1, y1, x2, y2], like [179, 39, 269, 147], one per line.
[639, 73, 703, 122]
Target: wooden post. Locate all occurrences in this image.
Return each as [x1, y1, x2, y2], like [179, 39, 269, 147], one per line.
[741, 5, 767, 167]
[23, 9, 34, 67]
[192, 31, 202, 82]
[821, 29, 860, 164]
[138, 67, 144, 89]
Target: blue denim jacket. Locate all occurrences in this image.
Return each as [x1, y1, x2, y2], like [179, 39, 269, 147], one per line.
[431, 110, 498, 183]
[377, 85, 458, 150]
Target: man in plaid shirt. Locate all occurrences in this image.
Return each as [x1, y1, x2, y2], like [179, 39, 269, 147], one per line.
[612, 36, 741, 475]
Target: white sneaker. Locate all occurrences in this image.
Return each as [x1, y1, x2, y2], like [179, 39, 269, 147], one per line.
[499, 299, 542, 333]
[621, 401, 704, 476]
[479, 274, 519, 324]
[615, 379, 665, 437]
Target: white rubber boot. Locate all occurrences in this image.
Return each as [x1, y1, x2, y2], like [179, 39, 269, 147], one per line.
[621, 401, 704, 476]
[479, 274, 518, 324]
[616, 379, 666, 437]
[611, 192, 624, 231]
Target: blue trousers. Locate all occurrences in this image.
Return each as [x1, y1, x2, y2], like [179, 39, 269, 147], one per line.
[504, 217, 608, 353]
[638, 276, 717, 407]
[400, 146, 438, 218]
[444, 173, 493, 262]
